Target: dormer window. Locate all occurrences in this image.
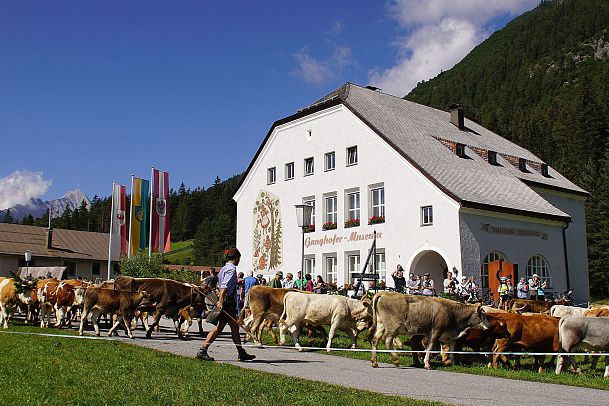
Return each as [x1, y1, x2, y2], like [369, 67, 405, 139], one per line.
[541, 163, 549, 177]
[488, 151, 498, 165]
[518, 158, 528, 172]
[456, 143, 466, 158]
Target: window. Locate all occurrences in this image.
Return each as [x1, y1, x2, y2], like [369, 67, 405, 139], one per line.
[325, 152, 335, 171]
[488, 151, 498, 165]
[374, 252, 386, 282]
[526, 255, 552, 287]
[92, 262, 101, 276]
[347, 146, 358, 166]
[421, 206, 433, 226]
[285, 162, 294, 180]
[66, 262, 76, 278]
[346, 192, 360, 221]
[456, 143, 466, 158]
[371, 187, 385, 218]
[325, 195, 337, 224]
[518, 158, 527, 172]
[481, 251, 506, 289]
[325, 256, 337, 284]
[304, 157, 314, 176]
[304, 256, 316, 276]
[267, 167, 276, 184]
[541, 163, 549, 177]
[348, 254, 360, 283]
[303, 199, 315, 226]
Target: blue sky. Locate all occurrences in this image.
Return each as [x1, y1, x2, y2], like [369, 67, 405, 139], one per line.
[0, 1, 537, 208]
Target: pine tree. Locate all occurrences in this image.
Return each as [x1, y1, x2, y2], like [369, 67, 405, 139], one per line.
[3, 208, 14, 223]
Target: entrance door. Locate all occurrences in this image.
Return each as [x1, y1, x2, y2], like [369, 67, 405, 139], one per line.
[488, 259, 518, 301]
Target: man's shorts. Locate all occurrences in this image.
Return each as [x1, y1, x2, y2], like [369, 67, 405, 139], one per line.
[217, 297, 237, 325]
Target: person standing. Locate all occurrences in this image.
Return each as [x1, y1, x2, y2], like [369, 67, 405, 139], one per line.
[305, 274, 314, 292]
[537, 279, 548, 301]
[392, 265, 406, 293]
[314, 275, 327, 294]
[270, 271, 283, 288]
[516, 277, 528, 299]
[242, 271, 258, 317]
[282, 272, 295, 289]
[421, 273, 435, 296]
[529, 274, 540, 300]
[498, 277, 509, 310]
[236, 272, 245, 316]
[294, 271, 307, 290]
[196, 248, 255, 362]
[406, 273, 417, 294]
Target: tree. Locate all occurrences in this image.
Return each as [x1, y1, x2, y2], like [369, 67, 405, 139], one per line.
[2, 208, 14, 223]
[192, 218, 212, 265]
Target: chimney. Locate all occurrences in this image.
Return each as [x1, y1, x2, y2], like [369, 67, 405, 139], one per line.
[46, 228, 53, 249]
[46, 208, 53, 249]
[450, 104, 465, 130]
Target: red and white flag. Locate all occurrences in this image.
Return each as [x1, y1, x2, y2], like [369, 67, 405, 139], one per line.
[151, 169, 171, 253]
[110, 183, 127, 258]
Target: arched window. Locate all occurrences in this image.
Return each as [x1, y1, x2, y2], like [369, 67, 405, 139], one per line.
[526, 255, 551, 287]
[481, 251, 506, 289]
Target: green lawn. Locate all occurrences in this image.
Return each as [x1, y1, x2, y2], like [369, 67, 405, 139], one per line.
[164, 239, 194, 265]
[256, 327, 609, 391]
[0, 323, 436, 406]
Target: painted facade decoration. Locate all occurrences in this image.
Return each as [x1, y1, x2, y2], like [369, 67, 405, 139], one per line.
[252, 191, 283, 273]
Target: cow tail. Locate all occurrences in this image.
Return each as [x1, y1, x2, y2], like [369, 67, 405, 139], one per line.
[557, 316, 566, 350]
[239, 291, 250, 319]
[279, 294, 289, 326]
[366, 294, 382, 342]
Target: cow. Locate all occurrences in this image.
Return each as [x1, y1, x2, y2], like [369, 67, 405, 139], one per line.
[177, 305, 205, 338]
[109, 276, 205, 338]
[368, 292, 487, 369]
[584, 308, 609, 317]
[243, 286, 326, 347]
[550, 305, 588, 318]
[0, 277, 35, 328]
[39, 279, 60, 328]
[280, 291, 371, 352]
[453, 314, 510, 364]
[556, 316, 609, 378]
[79, 287, 150, 338]
[54, 282, 85, 328]
[508, 296, 572, 314]
[488, 313, 559, 373]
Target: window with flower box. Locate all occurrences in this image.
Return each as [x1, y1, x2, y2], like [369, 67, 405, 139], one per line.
[323, 195, 337, 230]
[370, 186, 385, 224]
[345, 191, 360, 228]
[303, 198, 315, 233]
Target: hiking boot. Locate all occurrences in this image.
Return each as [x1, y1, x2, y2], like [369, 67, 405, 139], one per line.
[237, 348, 256, 362]
[195, 347, 214, 361]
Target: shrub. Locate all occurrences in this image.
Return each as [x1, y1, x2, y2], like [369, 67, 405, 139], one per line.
[322, 221, 337, 230]
[344, 218, 360, 228]
[368, 215, 385, 225]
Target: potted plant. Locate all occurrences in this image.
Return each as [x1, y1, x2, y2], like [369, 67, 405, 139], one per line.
[368, 215, 385, 225]
[322, 221, 337, 230]
[344, 218, 360, 228]
[304, 224, 315, 233]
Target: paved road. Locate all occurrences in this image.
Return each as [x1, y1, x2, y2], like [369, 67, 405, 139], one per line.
[104, 319, 608, 406]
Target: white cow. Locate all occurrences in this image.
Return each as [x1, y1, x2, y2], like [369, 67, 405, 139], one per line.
[279, 292, 371, 352]
[550, 305, 587, 318]
[556, 316, 609, 378]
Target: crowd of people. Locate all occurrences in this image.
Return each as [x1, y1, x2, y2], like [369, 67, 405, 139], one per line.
[391, 266, 480, 301]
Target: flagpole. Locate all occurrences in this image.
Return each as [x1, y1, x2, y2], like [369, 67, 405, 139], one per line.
[107, 182, 115, 281]
[127, 174, 134, 258]
[148, 165, 154, 258]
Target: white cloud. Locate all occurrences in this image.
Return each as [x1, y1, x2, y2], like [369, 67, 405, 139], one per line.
[292, 46, 352, 84]
[369, 0, 538, 96]
[0, 170, 52, 210]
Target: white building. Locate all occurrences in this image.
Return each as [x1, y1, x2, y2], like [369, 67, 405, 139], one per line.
[234, 84, 589, 304]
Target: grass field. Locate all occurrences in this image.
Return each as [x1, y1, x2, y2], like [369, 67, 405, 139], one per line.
[256, 328, 609, 391]
[0, 323, 436, 406]
[164, 239, 194, 265]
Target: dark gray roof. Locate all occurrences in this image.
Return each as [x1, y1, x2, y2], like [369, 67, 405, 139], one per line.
[320, 83, 586, 220]
[0, 223, 118, 261]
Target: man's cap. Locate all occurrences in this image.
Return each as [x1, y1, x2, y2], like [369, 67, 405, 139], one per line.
[256, 274, 263, 278]
[276, 271, 283, 276]
[423, 273, 430, 276]
[533, 273, 539, 278]
[500, 276, 507, 281]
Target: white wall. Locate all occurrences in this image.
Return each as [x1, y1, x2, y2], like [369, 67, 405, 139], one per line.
[235, 105, 462, 287]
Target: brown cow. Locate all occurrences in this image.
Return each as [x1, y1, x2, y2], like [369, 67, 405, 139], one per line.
[54, 282, 85, 328]
[508, 298, 572, 314]
[39, 279, 60, 328]
[368, 292, 487, 369]
[488, 313, 559, 373]
[0, 277, 35, 328]
[109, 276, 205, 338]
[584, 308, 609, 317]
[79, 287, 150, 338]
[243, 286, 326, 347]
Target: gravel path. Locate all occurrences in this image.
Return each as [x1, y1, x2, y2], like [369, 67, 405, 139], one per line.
[105, 319, 608, 406]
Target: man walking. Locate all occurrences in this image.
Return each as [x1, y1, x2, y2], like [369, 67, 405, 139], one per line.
[196, 248, 255, 362]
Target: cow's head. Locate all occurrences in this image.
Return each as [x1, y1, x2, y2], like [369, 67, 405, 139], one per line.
[473, 303, 491, 330]
[73, 286, 85, 306]
[11, 273, 36, 305]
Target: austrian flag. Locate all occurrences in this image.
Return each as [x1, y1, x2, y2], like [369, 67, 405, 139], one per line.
[151, 168, 171, 253]
[110, 183, 127, 257]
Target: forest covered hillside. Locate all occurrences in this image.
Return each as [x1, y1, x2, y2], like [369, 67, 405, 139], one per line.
[406, 0, 609, 297]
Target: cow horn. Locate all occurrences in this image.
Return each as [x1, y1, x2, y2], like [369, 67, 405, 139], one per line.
[512, 304, 526, 313]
